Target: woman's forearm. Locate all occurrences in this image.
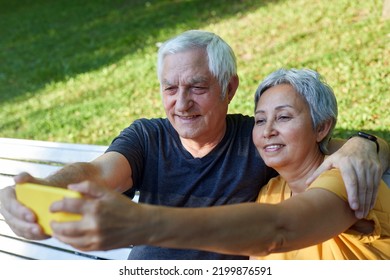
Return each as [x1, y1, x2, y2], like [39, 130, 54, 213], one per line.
[143, 189, 357, 257]
[146, 203, 284, 256]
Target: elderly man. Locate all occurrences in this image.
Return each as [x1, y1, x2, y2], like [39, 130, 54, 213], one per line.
[1, 30, 388, 260]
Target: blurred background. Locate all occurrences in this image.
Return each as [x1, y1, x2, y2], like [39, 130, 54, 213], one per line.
[0, 0, 389, 144]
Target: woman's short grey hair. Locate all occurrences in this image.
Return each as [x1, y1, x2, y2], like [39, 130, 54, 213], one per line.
[254, 68, 338, 154]
[157, 30, 237, 99]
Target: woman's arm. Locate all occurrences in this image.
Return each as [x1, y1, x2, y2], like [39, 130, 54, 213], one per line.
[144, 189, 357, 256]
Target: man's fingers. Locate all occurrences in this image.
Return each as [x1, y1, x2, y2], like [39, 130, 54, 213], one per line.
[50, 197, 84, 214]
[51, 207, 100, 251]
[13, 221, 47, 240]
[371, 165, 382, 209]
[68, 181, 106, 198]
[340, 166, 359, 212]
[356, 167, 377, 219]
[353, 160, 382, 219]
[1, 186, 36, 222]
[14, 172, 38, 184]
[1, 200, 46, 239]
[54, 232, 98, 251]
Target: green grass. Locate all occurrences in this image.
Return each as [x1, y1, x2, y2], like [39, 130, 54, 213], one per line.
[0, 0, 389, 144]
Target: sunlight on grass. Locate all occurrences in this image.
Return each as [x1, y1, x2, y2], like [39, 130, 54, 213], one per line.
[0, 0, 388, 144]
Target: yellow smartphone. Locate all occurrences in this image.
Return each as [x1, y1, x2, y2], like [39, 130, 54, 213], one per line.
[15, 183, 82, 236]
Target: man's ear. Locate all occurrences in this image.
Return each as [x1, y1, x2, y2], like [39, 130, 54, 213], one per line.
[316, 120, 333, 142]
[226, 74, 239, 103]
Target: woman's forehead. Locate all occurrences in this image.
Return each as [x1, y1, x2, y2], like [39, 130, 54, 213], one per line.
[257, 85, 308, 111]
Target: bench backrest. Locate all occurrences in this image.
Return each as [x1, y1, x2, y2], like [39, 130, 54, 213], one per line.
[0, 138, 132, 260]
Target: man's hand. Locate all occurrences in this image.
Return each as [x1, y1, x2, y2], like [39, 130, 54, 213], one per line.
[50, 181, 146, 251]
[306, 137, 381, 219]
[0, 172, 50, 240]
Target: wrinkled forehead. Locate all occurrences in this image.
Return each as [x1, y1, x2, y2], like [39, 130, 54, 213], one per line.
[160, 50, 213, 84]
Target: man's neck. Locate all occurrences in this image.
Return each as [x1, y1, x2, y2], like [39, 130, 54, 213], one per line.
[180, 129, 226, 158]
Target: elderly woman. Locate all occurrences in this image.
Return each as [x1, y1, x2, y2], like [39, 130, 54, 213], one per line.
[249, 68, 390, 259]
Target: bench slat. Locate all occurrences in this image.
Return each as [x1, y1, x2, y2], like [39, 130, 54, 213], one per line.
[0, 137, 107, 164]
[0, 250, 28, 260]
[0, 235, 96, 260]
[0, 158, 60, 178]
[0, 217, 131, 260]
[0, 175, 14, 188]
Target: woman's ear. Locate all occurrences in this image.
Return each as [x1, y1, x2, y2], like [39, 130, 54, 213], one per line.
[316, 120, 333, 142]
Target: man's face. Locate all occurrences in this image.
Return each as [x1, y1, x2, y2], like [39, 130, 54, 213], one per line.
[160, 48, 230, 145]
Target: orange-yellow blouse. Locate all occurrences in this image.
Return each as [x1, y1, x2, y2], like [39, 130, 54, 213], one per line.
[252, 169, 390, 260]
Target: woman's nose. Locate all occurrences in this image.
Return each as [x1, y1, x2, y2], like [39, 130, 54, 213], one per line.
[263, 120, 276, 138]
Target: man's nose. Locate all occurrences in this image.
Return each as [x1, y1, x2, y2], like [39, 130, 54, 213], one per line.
[176, 89, 193, 111]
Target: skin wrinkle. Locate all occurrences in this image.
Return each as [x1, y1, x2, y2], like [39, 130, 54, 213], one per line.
[161, 48, 235, 157]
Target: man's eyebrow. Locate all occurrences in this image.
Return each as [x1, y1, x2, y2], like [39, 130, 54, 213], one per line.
[161, 79, 174, 86]
[255, 104, 293, 114]
[188, 76, 209, 84]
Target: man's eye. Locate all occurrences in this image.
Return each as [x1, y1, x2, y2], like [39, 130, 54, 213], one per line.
[191, 87, 207, 94]
[164, 87, 177, 94]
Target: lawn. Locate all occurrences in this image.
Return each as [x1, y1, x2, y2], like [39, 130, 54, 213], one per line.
[0, 0, 389, 144]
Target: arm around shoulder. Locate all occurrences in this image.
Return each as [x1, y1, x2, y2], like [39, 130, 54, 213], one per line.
[328, 134, 390, 175]
[377, 137, 390, 173]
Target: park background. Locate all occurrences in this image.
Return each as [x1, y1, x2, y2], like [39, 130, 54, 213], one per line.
[0, 0, 389, 145]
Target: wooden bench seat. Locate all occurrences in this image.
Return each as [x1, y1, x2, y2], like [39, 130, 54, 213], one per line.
[0, 137, 132, 260]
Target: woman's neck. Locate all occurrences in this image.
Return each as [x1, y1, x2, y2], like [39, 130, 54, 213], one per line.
[278, 153, 326, 195]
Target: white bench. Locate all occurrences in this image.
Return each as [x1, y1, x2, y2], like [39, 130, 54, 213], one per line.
[0, 137, 132, 260]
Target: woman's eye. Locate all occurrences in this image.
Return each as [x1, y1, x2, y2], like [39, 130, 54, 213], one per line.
[277, 115, 291, 121]
[255, 119, 266, 125]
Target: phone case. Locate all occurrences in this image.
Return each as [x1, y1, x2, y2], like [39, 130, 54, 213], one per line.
[15, 183, 82, 235]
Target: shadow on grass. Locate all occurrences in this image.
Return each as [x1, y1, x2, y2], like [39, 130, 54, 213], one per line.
[0, 0, 283, 104]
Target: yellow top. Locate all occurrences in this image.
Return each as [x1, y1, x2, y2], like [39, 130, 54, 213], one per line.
[253, 169, 390, 260]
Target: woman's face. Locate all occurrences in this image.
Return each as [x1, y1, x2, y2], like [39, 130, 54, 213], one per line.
[252, 84, 321, 170]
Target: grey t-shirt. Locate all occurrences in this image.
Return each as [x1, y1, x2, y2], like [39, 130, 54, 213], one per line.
[106, 114, 276, 259]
